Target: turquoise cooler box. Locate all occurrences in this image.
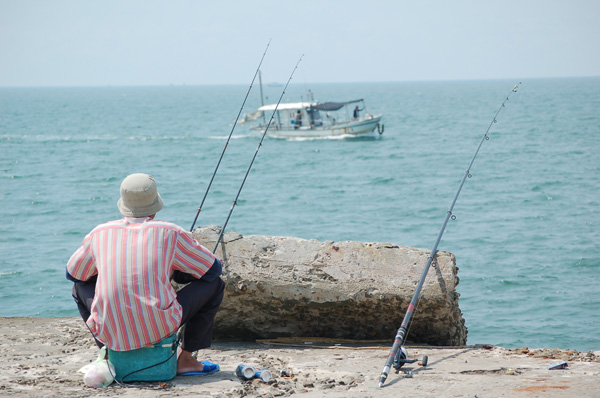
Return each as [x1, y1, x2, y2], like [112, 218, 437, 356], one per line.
[108, 334, 178, 382]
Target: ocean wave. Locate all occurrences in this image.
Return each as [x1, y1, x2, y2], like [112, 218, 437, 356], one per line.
[1, 134, 200, 143]
[369, 177, 395, 185]
[207, 133, 257, 140]
[572, 258, 599, 269]
[0, 271, 21, 278]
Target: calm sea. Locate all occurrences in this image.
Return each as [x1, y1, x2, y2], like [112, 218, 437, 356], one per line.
[1, 78, 598, 351]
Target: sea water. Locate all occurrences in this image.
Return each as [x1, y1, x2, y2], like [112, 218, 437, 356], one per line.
[1, 78, 598, 351]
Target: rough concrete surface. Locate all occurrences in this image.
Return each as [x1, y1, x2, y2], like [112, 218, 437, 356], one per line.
[194, 226, 466, 346]
[1, 318, 598, 397]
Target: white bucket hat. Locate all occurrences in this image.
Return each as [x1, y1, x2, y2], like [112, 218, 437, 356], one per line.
[117, 173, 164, 217]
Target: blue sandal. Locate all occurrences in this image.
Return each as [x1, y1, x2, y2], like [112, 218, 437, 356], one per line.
[178, 360, 220, 376]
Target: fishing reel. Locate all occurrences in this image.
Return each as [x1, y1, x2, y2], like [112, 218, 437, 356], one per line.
[393, 346, 428, 372]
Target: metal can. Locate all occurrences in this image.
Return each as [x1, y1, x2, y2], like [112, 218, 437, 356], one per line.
[548, 361, 568, 370]
[280, 369, 293, 377]
[236, 364, 256, 379]
[255, 369, 272, 382]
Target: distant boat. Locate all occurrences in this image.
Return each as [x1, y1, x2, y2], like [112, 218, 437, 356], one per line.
[240, 98, 384, 139]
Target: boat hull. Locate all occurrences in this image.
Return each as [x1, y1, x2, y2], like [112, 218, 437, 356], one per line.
[262, 115, 383, 139]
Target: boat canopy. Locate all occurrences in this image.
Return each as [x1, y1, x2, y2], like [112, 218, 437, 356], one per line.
[258, 99, 363, 112]
[258, 102, 313, 111]
[310, 99, 363, 111]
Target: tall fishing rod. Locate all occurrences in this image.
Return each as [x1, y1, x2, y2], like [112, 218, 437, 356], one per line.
[189, 40, 271, 232]
[211, 55, 304, 254]
[378, 82, 521, 388]
[188, 56, 301, 361]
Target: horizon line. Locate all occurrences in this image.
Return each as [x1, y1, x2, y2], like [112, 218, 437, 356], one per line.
[1, 75, 599, 89]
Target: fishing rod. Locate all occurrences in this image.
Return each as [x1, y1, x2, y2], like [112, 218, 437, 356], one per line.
[189, 40, 271, 232]
[211, 55, 304, 254]
[187, 56, 302, 361]
[378, 82, 521, 388]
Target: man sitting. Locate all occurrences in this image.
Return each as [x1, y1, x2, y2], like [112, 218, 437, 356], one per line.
[67, 173, 224, 375]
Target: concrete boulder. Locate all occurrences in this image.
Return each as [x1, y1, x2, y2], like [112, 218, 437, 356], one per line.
[193, 226, 467, 346]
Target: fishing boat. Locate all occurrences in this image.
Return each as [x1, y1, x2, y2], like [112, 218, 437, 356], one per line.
[240, 96, 384, 139]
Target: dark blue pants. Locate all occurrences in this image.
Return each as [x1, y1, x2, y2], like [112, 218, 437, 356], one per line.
[72, 276, 225, 352]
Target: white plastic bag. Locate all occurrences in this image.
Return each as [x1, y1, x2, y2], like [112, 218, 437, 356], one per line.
[78, 346, 116, 388]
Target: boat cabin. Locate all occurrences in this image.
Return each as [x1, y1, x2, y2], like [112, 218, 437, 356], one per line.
[257, 99, 367, 131]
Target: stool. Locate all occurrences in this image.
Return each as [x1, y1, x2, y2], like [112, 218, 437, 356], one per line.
[108, 334, 178, 382]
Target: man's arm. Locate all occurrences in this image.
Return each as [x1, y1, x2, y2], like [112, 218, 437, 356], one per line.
[66, 234, 97, 282]
[172, 229, 221, 281]
[172, 257, 222, 284]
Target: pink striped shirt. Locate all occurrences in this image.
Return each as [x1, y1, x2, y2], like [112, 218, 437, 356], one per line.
[66, 217, 217, 351]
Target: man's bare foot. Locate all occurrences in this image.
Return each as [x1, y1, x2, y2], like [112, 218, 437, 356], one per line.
[177, 350, 206, 374]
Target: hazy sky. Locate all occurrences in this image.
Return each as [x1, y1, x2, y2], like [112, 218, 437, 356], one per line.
[1, 0, 598, 86]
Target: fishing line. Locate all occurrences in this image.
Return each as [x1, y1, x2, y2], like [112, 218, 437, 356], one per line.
[189, 39, 271, 232]
[378, 82, 521, 388]
[211, 55, 304, 254]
